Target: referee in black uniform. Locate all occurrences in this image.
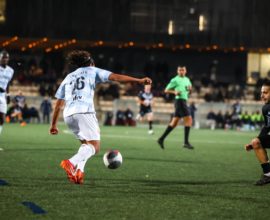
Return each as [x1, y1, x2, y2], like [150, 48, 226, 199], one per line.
[245, 81, 270, 185]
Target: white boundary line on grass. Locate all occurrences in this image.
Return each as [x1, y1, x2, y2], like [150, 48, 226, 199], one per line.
[62, 129, 240, 145]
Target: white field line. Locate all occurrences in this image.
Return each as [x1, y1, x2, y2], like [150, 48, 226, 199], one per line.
[62, 129, 240, 145]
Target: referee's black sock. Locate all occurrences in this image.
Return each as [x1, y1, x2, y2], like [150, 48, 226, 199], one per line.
[184, 126, 190, 144]
[149, 121, 153, 130]
[159, 125, 173, 140]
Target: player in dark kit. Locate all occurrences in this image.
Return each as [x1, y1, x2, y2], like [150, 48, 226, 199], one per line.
[245, 81, 270, 185]
[158, 66, 194, 149]
[136, 84, 154, 134]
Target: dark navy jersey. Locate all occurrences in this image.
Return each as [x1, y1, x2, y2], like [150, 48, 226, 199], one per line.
[258, 103, 270, 137]
[138, 91, 153, 108]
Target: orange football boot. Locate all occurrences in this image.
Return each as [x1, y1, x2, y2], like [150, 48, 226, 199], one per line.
[75, 169, 85, 184]
[60, 160, 77, 183]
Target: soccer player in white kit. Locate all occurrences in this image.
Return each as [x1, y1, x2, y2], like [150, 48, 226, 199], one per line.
[0, 51, 14, 137]
[50, 50, 152, 184]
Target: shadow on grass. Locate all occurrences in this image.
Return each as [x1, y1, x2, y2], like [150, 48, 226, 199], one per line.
[87, 178, 263, 203]
[4, 176, 251, 188]
[93, 178, 250, 187]
[4, 176, 263, 204]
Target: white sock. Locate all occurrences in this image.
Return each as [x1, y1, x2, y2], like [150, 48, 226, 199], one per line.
[77, 160, 87, 172]
[77, 144, 96, 172]
[69, 144, 96, 166]
[265, 172, 270, 177]
[0, 126, 2, 135]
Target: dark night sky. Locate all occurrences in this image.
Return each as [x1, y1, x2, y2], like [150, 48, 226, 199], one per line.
[1, 0, 270, 48]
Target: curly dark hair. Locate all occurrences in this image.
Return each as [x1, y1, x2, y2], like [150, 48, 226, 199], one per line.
[66, 50, 94, 68]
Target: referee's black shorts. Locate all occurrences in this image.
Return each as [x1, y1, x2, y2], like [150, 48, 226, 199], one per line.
[174, 99, 191, 118]
[258, 135, 270, 148]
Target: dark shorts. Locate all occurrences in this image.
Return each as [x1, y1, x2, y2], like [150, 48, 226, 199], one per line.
[139, 106, 152, 117]
[258, 135, 270, 149]
[174, 99, 190, 118]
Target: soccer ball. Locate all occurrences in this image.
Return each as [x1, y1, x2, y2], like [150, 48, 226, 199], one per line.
[103, 150, 123, 169]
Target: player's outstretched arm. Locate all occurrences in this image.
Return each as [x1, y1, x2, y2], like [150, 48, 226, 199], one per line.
[109, 73, 152, 85]
[50, 99, 65, 135]
[137, 97, 144, 105]
[164, 89, 180, 96]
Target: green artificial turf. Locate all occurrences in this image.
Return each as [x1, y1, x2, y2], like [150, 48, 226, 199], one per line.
[0, 123, 269, 220]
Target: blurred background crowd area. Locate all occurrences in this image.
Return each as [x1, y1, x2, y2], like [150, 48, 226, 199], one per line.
[1, 0, 270, 126]
[6, 50, 267, 103]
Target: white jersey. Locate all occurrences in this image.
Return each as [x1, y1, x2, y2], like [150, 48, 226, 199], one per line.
[0, 65, 14, 93]
[0, 65, 14, 113]
[55, 66, 112, 118]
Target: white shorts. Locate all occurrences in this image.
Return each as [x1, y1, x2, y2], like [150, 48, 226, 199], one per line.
[0, 95, 7, 114]
[64, 113, 100, 141]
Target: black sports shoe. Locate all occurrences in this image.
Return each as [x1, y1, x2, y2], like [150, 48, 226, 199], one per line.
[255, 174, 270, 186]
[158, 138, 165, 149]
[183, 143, 194, 150]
